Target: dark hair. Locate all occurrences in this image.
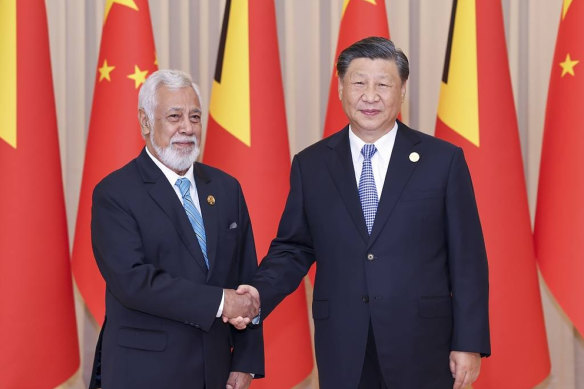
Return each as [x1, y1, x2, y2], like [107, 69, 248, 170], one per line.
[336, 36, 409, 83]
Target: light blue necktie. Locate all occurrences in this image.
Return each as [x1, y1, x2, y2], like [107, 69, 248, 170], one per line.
[175, 178, 209, 268]
[359, 144, 379, 235]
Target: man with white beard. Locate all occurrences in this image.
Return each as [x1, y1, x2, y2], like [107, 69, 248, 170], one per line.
[89, 69, 264, 389]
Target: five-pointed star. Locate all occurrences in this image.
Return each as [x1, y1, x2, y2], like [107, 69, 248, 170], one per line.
[127, 65, 149, 88]
[560, 53, 579, 77]
[98, 59, 115, 82]
[104, 0, 138, 22]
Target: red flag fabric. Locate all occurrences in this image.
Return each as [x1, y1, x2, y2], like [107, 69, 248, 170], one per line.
[71, 0, 157, 322]
[535, 0, 584, 336]
[0, 1, 79, 387]
[435, 0, 550, 387]
[203, 0, 313, 387]
[323, 0, 390, 138]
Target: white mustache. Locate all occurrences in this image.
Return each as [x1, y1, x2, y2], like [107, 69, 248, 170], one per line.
[171, 135, 197, 145]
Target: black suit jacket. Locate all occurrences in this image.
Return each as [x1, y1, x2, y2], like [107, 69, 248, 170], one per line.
[253, 122, 490, 389]
[89, 149, 264, 389]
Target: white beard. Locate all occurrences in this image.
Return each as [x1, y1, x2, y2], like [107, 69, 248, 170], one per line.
[150, 132, 200, 173]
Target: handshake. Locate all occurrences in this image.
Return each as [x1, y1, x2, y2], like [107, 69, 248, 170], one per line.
[222, 285, 260, 330]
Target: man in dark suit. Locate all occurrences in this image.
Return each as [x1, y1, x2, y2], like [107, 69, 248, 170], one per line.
[235, 37, 490, 388]
[89, 69, 263, 389]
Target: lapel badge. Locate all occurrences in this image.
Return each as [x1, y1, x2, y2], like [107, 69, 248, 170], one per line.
[207, 195, 216, 205]
[409, 152, 420, 163]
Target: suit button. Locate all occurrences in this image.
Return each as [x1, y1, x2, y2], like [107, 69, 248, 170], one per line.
[367, 253, 375, 261]
[362, 295, 369, 303]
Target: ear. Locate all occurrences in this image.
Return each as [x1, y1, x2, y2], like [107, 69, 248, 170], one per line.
[138, 109, 150, 136]
[400, 81, 407, 101]
[338, 77, 344, 100]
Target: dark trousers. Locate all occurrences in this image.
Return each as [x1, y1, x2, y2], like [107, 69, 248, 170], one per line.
[358, 322, 389, 389]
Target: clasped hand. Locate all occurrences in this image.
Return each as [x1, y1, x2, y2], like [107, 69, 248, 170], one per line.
[222, 285, 260, 330]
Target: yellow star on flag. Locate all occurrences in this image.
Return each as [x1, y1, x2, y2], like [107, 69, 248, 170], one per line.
[560, 53, 579, 77]
[127, 65, 148, 88]
[98, 59, 115, 82]
[104, 0, 139, 23]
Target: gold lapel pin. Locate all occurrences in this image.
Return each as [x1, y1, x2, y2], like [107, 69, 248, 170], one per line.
[207, 195, 216, 205]
[409, 152, 420, 163]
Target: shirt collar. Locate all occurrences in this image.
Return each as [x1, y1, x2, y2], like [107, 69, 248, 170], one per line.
[145, 145, 195, 187]
[348, 121, 398, 163]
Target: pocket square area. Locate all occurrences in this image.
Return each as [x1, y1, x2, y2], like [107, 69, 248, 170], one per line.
[228, 222, 238, 229]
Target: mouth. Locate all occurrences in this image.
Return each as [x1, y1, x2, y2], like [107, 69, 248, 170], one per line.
[171, 139, 196, 151]
[359, 109, 380, 116]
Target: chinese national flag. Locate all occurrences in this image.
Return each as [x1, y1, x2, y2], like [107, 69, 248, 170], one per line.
[310, 0, 391, 283]
[535, 0, 584, 336]
[203, 0, 313, 387]
[435, 0, 550, 387]
[72, 0, 157, 322]
[0, 1, 79, 387]
[323, 0, 391, 138]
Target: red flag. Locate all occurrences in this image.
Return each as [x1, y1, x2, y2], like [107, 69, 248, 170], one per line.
[435, 0, 550, 387]
[323, 0, 390, 138]
[535, 0, 584, 336]
[203, 0, 313, 386]
[0, 1, 79, 387]
[71, 0, 157, 322]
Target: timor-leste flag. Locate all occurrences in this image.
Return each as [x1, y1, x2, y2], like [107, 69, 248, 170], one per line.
[0, 1, 79, 387]
[72, 0, 157, 322]
[535, 0, 584, 337]
[203, 0, 313, 387]
[435, 0, 550, 387]
[309, 0, 391, 284]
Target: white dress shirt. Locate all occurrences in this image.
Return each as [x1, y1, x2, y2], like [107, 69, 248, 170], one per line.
[349, 121, 398, 198]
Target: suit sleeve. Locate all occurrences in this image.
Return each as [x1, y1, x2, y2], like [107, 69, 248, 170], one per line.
[253, 156, 316, 318]
[230, 182, 265, 377]
[445, 148, 491, 356]
[91, 181, 222, 332]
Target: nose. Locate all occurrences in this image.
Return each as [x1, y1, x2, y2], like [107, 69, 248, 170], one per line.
[178, 115, 196, 135]
[361, 84, 379, 103]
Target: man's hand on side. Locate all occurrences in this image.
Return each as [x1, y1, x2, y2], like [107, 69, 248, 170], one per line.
[222, 287, 260, 329]
[450, 351, 481, 389]
[226, 371, 252, 389]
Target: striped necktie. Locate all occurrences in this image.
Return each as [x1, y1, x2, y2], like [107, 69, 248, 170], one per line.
[359, 144, 379, 235]
[175, 178, 209, 268]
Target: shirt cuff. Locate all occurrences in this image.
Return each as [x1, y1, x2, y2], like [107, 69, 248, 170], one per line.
[216, 290, 225, 317]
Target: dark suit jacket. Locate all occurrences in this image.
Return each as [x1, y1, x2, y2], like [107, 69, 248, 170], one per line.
[253, 122, 490, 389]
[89, 148, 264, 389]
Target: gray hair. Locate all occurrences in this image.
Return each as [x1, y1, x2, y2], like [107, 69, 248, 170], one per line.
[336, 36, 409, 83]
[138, 69, 203, 127]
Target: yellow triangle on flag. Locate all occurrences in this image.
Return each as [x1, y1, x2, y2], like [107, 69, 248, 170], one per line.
[437, 0, 480, 147]
[209, 0, 251, 147]
[0, 0, 17, 148]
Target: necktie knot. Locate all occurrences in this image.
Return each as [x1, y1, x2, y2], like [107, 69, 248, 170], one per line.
[361, 144, 377, 160]
[176, 177, 191, 198]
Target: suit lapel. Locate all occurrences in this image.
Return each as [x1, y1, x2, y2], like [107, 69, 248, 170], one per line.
[136, 149, 209, 272]
[325, 127, 370, 243]
[193, 163, 220, 279]
[369, 123, 421, 245]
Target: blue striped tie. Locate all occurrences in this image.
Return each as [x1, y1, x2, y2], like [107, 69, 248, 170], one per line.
[175, 178, 209, 268]
[359, 144, 379, 235]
